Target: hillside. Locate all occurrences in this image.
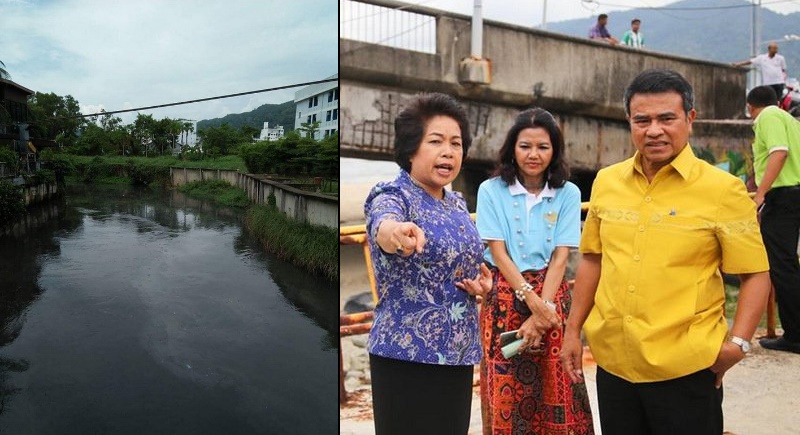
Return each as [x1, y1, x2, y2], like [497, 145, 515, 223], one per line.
[546, 0, 800, 81]
[196, 100, 295, 132]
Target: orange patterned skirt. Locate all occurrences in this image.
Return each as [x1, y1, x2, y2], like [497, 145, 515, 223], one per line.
[480, 267, 594, 435]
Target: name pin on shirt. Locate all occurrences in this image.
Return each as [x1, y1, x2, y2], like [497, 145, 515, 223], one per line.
[669, 209, 677, 216]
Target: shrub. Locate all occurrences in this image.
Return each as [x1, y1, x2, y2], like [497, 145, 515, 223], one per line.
[0, 180, 25, 230]
[0, 147, 18, 174]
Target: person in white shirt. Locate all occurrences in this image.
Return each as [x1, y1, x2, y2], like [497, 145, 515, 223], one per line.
[734, 43, 788, 101]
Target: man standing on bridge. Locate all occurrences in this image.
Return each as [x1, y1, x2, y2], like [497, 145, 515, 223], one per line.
[747, 85, 800, 354]
[561, 69, 771, 433]
[588, 14, 619, 45]
[733, 43, 788, 103]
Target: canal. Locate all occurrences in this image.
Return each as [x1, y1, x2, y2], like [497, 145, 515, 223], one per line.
[0, 184, 338, 434]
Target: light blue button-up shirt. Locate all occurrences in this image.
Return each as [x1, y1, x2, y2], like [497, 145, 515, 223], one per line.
[476, 177, 582, 271]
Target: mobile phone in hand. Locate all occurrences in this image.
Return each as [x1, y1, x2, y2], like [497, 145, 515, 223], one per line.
[499, 330, 519, 347]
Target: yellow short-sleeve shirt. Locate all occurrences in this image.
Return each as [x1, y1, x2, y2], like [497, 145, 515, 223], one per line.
[580, 144, 769, 382]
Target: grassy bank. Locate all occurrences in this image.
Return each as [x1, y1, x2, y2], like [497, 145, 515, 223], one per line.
[62, 155, 245, 186]
[246, 204, 337, 282]
[176, 179, 336, 282]
[177, 179, 250, 208]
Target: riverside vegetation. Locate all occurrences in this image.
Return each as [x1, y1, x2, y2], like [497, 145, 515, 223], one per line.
[52, 152, 337, 283]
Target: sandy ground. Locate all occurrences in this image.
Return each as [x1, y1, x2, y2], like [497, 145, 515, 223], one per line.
[340, 186, 800, 435]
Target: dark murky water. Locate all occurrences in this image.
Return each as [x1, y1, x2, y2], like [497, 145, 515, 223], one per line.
[0, 184, 337, 434]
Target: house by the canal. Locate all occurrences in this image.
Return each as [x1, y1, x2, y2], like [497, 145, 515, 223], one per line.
[0, 78, 56, 176]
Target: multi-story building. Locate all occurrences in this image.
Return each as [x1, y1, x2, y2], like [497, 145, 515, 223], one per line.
[294, 73, 338, 141]
[258, 121, 284, 142]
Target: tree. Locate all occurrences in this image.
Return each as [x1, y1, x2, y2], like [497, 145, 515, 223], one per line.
[298, 121, 320, 139]
[240, 125, 260, 143]
[130, 113, 157, 156]
[27, 92, 85, 148]
[180, 121, 194, 147]
[196, 123, 247, 157]
[0, 60, 9, 80]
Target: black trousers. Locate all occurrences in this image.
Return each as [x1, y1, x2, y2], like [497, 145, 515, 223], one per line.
[369, 353, 473, 435]
[761, 186, 800, 342]
[596, 366, 723, 435]
[770, 83, 786, 103]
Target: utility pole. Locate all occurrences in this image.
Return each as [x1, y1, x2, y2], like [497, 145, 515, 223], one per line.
[542, 0, 548, 30]
[750, 0, 762, 89]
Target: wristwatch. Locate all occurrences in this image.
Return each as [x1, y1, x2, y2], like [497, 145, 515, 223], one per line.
[730, 336, 751, 354]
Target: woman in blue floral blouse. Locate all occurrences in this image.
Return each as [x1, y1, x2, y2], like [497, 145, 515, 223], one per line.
[364, 93, 491, 435]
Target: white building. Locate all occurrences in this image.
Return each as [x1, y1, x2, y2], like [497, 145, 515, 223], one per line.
[258, 122, 285, 141]
[294, 73, 338, 140]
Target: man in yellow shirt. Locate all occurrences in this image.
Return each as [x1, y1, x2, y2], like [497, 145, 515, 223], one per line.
[561, 69, 771, 433]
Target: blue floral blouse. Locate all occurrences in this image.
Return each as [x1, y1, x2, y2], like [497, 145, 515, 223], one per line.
[364, 170, 483, 365]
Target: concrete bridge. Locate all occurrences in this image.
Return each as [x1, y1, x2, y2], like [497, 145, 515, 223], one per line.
[340, 0, 756, 206]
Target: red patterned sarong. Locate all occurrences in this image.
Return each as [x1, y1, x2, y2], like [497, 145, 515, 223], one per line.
[480, 268, 594, 435]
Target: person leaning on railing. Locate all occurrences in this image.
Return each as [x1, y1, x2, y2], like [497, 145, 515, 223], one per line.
[363, 92, 491, 435]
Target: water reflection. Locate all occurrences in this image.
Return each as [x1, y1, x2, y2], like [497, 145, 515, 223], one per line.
[0, 184, 336, 433]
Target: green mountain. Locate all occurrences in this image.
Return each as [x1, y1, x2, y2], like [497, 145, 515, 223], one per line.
[546, 0, 800, 82]
[196, 100, 296, 132]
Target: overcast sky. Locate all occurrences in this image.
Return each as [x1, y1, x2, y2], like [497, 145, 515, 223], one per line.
[0, 0, 337, 126]
[417, 0, 800, 27]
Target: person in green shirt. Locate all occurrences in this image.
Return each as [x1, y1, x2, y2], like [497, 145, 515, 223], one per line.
[621, 18, 644, 49]
[747, 85, 800, 354]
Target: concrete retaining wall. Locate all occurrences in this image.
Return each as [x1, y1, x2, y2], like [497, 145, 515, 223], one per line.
[22, 181, 61, 206]
[170, 167, 338, 229]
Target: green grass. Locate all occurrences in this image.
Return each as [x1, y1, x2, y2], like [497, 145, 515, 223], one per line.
[246, 204, 336, 282]
[177, 179, 250, 208]
[67, 155, 247, 172]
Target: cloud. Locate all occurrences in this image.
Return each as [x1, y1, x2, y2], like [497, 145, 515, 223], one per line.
[0, 0, 337, 124]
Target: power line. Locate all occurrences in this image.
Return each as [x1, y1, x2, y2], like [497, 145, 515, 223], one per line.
[588, 0, 799, 12]
[64, 77, 338, 120]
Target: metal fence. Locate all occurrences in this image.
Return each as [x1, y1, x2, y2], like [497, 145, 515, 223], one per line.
[340, 0, 436, 54]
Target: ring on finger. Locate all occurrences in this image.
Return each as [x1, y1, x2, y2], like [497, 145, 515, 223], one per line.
[395, 245, 404, 255]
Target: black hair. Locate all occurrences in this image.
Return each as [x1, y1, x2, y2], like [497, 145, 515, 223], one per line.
[393, 93, 472, 172]
[631, 18, 641, 24]
[623, 69, 694, 117]
[492, 107, 570, 188]
[598, 13, 608, 20]
[746, 85, 778, 108]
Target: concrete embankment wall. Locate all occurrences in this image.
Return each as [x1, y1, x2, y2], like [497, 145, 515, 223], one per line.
[169, 167, 338, 229]
[22, 181, 61, 206]
[1, 180, 63, 237]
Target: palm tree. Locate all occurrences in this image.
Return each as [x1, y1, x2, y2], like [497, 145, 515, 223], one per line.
[0, 60, 10, 80]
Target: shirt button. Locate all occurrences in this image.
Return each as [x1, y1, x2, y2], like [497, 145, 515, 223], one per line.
[547, 224, 553, 229]
[546, 237, 552, 242]
[516, 229, 522, 234]
[515, 215, 520, 220]
[638, 225, 645, 232]
[522, 254, 527, 259]
[644, 196, 652, 202]
[547, 211, 553, 215]
[628, 285, 635, 292]
[519, 242, 524, 247]
[513, 202, 518, 207]
[626, 316, 633, 323]
[633, 255, 641, 261]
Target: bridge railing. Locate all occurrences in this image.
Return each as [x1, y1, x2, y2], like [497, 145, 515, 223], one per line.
[339, 204, 778, 404]
[340, 0, 437, 54]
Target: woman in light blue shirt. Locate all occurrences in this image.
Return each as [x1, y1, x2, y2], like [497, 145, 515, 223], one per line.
[476, 108, 594, 434]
